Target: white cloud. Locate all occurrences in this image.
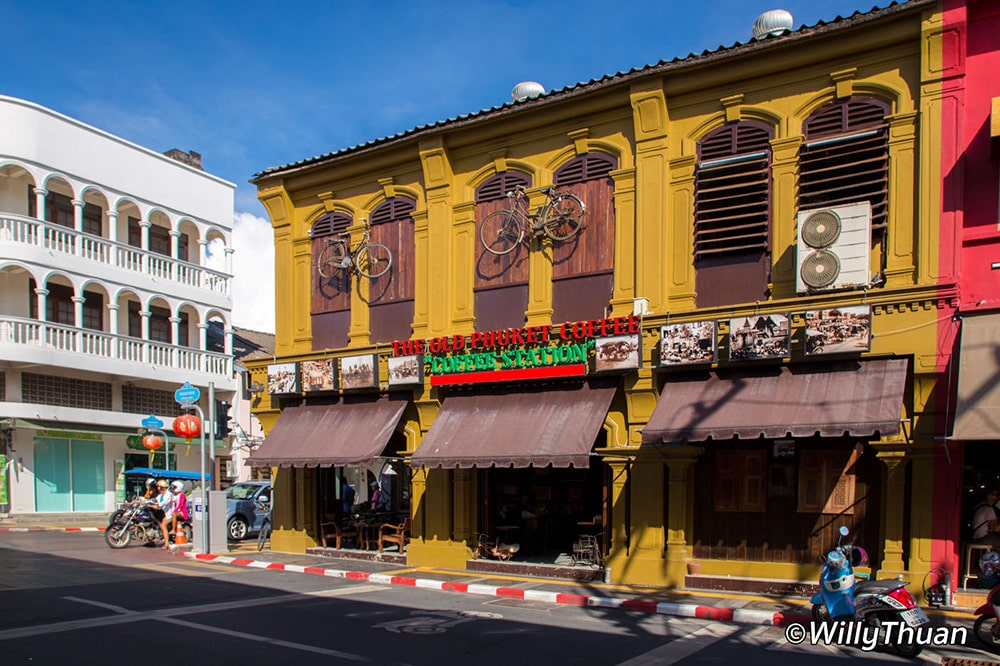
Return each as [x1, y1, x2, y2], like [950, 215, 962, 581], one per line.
[207, 212, 275, 334]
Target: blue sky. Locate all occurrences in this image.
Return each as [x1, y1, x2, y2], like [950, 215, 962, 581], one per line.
[1, 0, 888, 331]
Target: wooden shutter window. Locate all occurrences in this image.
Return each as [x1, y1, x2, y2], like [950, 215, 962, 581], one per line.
[476, 172, 531, 203]
[554, 153, 617, 186]
[370, 197, 416, 226]
[694, 123, 772, 261]
[800, 98, 889, 232]
[714, 450, 767, 512]
[311, 212, 351, 239]
[797, 446, 859, 515]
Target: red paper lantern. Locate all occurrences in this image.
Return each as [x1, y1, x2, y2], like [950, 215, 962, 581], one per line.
[173, 414, 201, 441]
[142, 434, 163, 451]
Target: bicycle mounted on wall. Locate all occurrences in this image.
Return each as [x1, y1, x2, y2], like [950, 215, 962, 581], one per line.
[479, 185, 586, 256]
[316, 218, 393, 279]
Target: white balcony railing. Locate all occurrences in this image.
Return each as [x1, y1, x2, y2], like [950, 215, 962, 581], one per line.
[0, 316, 232, 377]
[0, 214, 230, 296]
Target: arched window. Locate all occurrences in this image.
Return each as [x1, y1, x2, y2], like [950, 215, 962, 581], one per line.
[800, 98, 889, 231]
[551, 153, 617, 323]
[369, 197, 416, 343]
[474, 172, 532, 332]
[693, 122, 773, 308]
[311, 211, 352, 349]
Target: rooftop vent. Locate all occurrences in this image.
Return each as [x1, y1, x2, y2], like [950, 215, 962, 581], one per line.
[752, 9, 793, 39]
[511, 81, 545, 103]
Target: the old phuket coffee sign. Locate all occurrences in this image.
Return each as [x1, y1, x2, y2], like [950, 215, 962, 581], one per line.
[391, 315, 642, 386]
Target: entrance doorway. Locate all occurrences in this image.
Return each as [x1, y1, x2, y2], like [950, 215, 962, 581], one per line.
[478, 465, 606, 561]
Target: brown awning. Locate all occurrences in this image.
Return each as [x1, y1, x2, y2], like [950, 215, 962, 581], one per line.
[953, 313, 1000, 440]
[641, 358, 908, 443]
[248, 395, 407, 467]
[411, 380, 617, 469]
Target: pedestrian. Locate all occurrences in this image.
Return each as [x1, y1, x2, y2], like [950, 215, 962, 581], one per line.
[972, 487, 1000, 548]
[370, 481, 382, 512]
[342, 477, 356, 515]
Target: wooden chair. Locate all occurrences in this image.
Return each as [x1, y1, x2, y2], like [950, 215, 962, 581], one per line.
[320, 519, 358, 549]
[378, 517, 411, 553]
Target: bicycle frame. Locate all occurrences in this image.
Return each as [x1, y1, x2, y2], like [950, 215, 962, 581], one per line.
[316, 220, 393, 280]
[479, 185, 585, 256]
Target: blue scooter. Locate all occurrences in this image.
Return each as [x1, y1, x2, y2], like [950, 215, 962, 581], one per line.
[811, 526, 928, 658]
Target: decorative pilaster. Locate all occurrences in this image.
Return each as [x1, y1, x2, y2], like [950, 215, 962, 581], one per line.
[874, 439, 909, 577]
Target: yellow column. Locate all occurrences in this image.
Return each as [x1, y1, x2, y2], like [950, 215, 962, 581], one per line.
[604, 460, 630, 581]
[525, 188, 554, 327]
[608, 167, 637, 317]
[874, 440, 908, 578]
[768, 136, 803, 298]
[666, 156, 696, 311]
[664, 447, 703, 586]
[629, 81, 671, 313]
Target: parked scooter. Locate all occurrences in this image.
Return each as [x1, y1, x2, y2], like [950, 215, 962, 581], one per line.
[105, 499, 191, 549]
[973, 579, 1000, 652]
[811, 526, 928, 658]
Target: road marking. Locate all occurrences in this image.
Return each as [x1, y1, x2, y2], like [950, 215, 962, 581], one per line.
[162, 616, 368, 660]
[0, 584, 386, 642]
[62, 596, 133, 614]
[615, 623, 741, 666]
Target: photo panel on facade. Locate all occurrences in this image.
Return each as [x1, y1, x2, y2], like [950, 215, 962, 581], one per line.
[267, 362, 300, 395]
[660, 320, 717, 366]
[387, 354, 424, 387]
[301, 359, 337, 392]
[593, 334, 642, 372]
[339, 354, 379, 390]
[804, 305, 872, 356]
[728, 314, 790, 361]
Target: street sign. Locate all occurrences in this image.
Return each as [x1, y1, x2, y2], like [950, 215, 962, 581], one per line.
[174, 382, 201, 405]
[141, 414, 165, 429]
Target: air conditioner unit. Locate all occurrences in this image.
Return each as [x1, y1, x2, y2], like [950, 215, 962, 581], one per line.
[795, 202, 872, 294]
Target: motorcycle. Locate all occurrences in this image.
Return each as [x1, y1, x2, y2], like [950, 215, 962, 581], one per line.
[105, 499, 191, 549]
[973, 579, 1000, 652]
[811, 525, 927, 658]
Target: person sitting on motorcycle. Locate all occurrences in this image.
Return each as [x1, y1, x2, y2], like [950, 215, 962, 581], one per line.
[139, 478, 166, 524]
[163, 480, 190, 548]
[153, 480, 173, 547]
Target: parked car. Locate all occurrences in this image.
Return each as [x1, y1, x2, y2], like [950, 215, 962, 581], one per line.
[226, 480, 271, 541]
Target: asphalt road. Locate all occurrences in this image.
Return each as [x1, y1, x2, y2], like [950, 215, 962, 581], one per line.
[1, 531, 996, 665]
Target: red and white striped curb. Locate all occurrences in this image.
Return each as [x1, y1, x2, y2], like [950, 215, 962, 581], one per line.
[182, 552, 812, 627]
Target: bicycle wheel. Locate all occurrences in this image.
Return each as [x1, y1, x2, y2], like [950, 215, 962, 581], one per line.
[257, 518, 271, 551]
[541, 193, 585, 241]
[480, 209, 524, 256]
[316, 241, 349, 279]
[355, 243, 392, 279]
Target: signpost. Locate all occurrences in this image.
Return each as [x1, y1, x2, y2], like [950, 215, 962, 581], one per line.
[140, 415, 168, 472]
[175, 382, 208, 553]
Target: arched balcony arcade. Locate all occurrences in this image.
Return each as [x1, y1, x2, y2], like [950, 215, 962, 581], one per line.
[0, 161, 232, 298]
[0, 264, 232, 384]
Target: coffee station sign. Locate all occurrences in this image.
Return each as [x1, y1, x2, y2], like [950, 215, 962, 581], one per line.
[391, 315, 642, 386]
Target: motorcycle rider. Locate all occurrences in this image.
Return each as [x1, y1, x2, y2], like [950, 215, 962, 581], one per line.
[153, 480, 173, 546]
[164, 480, 189, 547]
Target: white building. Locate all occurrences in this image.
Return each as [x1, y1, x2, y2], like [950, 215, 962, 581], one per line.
[0, 95, 237, 515]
